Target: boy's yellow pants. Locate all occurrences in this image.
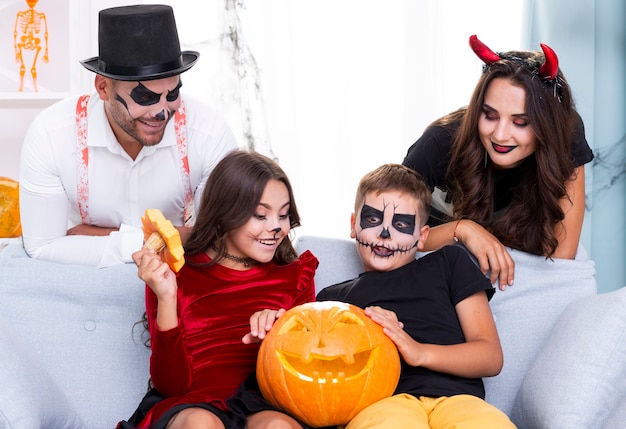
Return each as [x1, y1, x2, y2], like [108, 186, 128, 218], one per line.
[344, 393, 516, 429]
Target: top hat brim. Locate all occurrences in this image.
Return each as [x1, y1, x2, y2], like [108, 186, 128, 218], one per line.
[80, 51, 199, 81]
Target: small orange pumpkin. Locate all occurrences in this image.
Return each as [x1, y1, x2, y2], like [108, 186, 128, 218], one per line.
[0, 177, 22, 238]
[257, 301, 401, 427]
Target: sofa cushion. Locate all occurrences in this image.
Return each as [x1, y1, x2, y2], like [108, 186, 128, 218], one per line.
[0, 243, 150, 429]
[511, 286, 626, 428]
[0, 318, 82, 429]
[295, 235, 363, 293]
[603, 396, 626, 429]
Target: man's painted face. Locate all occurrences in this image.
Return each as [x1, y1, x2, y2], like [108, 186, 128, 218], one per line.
[351, 190, 427, 272]
[107, 76, 182, 147]
[117, 81, 182, 112]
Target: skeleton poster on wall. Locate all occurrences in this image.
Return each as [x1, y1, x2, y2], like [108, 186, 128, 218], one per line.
[0, 0, 70, 94]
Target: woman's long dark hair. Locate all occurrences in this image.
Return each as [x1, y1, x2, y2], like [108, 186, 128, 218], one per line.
[442, 50, 577, 256]
[184, 149, 301, 265]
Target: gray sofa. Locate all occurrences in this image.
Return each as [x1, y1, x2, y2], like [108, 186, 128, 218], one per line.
[0, 236, 624, 429]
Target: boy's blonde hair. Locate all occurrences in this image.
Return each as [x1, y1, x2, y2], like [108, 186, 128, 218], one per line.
[355, 164, 432, 226]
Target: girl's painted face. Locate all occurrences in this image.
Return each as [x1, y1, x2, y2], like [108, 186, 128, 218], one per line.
[351, 190, 428, 272]
[108, 76, 182, 147]
[226, 179, 291, 265]
[478, 77, 538, 169]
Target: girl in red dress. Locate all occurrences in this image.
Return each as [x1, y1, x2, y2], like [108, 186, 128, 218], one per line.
[118, 150, 318, 429]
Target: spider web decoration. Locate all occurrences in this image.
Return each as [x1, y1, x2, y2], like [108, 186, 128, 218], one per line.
[587, 133, 626, 210]
[223, 0, 274, 157]
[176, 0, 274, 159]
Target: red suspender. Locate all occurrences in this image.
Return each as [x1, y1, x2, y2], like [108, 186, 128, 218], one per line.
[75, 95, 192, 225]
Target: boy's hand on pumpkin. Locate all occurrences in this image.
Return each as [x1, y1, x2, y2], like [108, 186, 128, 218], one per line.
[364, 306, 404, 329]
[365, 306, 419, 362]
[242, 308, 286, 344]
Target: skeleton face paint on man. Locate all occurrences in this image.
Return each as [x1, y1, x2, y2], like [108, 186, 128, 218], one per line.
[351, 190, 429, 272]
[106, 76, 183, 148]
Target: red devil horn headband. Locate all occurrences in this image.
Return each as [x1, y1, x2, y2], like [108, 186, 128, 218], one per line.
[468, 35, 559, 81]
[469, 34, 500, 64]
[538, 43, 559, 80]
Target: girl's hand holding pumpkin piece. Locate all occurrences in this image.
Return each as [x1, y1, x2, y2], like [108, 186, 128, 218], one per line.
[132, 248, 178, 301]
[242, 308, 287, 344]
[132, 248, 179, 332]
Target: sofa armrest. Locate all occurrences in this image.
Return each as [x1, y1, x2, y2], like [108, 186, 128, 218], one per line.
[511, 286, 626, 428]
[0, 244, 150, 429]
[484, 247, 597, 416]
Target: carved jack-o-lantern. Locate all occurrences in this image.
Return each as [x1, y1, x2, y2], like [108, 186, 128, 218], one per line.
[0, 177, 22, 238]
[257, 301, 401, 427]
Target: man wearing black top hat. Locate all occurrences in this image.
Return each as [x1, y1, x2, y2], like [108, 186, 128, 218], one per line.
[19, 4, 238, 267]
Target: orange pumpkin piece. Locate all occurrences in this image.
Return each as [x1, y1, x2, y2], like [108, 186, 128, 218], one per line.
[257, 301, 401, 427]
[0, 177, 22, 238]
[141, 208, 185, 272]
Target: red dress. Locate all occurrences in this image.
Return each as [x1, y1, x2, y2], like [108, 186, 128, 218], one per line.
[136, 250, 318, 428]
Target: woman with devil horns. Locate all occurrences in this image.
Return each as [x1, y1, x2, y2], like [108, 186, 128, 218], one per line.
[402, 35, 594, 290]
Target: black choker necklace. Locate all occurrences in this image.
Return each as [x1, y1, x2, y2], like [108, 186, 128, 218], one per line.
[222, 251, 258, 267]
[211, 246, 258, 267]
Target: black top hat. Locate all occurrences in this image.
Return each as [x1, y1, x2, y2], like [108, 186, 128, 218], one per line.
[80, 4, 199, 81]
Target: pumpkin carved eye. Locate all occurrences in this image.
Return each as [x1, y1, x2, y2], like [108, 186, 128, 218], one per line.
[257, 301, 401, 427]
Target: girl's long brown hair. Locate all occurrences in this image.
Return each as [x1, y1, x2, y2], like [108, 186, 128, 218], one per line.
[441, 50, 577, 256]
[184, 150, 301, 265]
[136, 150, 302, 352]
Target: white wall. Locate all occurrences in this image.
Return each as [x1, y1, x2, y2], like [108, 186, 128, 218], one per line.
[161, 0, 525, 240]
[0, 0, 524, 235]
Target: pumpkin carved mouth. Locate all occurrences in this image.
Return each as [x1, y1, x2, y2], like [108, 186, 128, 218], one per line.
[277, 348, 377, 383]
[271, 302, 382, 383]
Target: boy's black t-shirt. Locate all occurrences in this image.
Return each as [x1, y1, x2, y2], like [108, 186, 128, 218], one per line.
[316, 245, 495, 400]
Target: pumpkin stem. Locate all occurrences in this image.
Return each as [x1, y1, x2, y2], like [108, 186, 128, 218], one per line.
[144, 231, 166, 253]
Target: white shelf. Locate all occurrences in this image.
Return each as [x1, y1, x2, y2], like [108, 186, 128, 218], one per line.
[0, 93, 68, 108]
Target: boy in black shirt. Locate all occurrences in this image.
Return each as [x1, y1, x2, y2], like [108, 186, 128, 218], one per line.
[317, 164, 515, 428]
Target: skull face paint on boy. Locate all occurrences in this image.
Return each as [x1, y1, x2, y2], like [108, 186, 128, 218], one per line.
[351, 190, 429, 272]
